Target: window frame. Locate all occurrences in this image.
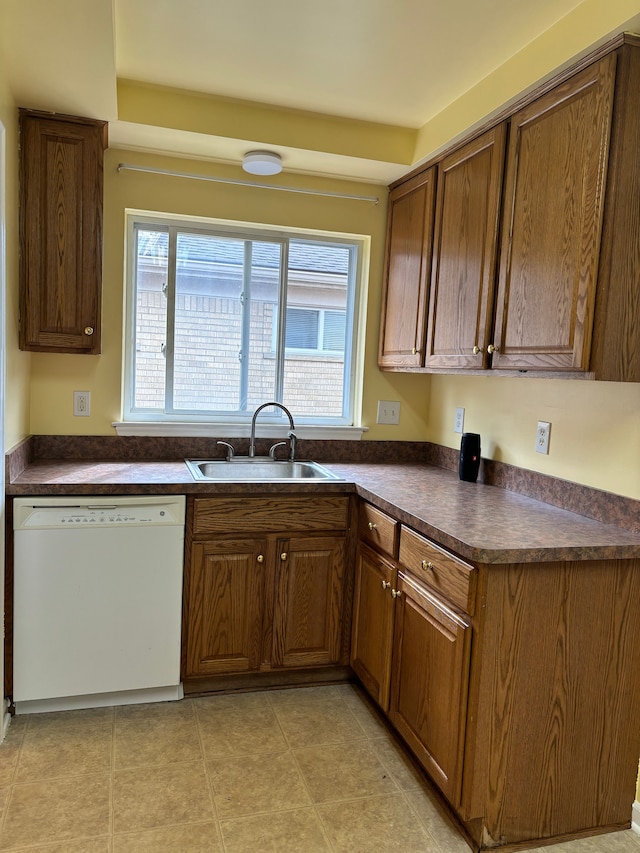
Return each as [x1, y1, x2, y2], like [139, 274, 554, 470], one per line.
[122, 211, 366, 429]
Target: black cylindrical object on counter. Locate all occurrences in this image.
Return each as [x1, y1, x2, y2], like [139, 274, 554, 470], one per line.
[459, 432, 481, 482]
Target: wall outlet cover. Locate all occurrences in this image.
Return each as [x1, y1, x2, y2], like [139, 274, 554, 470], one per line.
[454, 407, 465, 434]
[73, 391, 91, 417]
[536, 421, 551, 454]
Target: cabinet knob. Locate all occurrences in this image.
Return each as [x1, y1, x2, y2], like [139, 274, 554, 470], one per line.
[421, 560, 434, 571]
[472, 345, 480, 355]
[487, 344, 499, 354]
[84, 326, 94, 336]
[368, 522, 377, 531]
[280, 552, 288, 561]
[391, 589, 402, 599]
[256, 555, 264, 563]
[381, 580, 391, 590]
[411, 347, 420, 355]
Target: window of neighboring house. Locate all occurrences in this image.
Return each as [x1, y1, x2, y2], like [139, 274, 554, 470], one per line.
[123, 214, 365, 426]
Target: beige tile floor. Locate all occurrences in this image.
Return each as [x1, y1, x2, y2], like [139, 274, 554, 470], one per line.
[0, 683, 639, 852]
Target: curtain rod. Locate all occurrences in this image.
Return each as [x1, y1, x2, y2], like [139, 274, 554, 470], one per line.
[116, 162, 380, 204]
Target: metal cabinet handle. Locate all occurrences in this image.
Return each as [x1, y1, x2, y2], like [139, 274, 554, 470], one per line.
[84, 326, 94, 336]
[280, 552, 287, 561]
[391, 589, 402, 598]
[472, 345, 480, 355]
[368, 522, 377, 531]
[411, 347, 420, 355]
[487, 344, 499, 354]
[257, 555, 264, 563]
[421, 560, 434, 571]
[381, 580, 391, 590]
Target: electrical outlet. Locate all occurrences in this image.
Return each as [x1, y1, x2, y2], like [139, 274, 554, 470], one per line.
[73, 391, 91, 417]
[454, 407, 465, 434]
[536, 421, 551, 454]
[377, 400, 400, 425]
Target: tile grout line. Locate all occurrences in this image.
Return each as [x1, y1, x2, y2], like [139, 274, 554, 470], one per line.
[193, 698, 226, 852]
[265, 687, 341, 853]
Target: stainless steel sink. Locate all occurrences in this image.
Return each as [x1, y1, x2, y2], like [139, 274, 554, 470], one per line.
[185, 458, 342, 482]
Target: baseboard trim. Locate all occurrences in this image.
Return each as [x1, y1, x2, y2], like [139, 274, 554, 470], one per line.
[632, 800, 640, 835]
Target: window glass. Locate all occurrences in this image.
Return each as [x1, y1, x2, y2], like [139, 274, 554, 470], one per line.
[125, 217, 361, 425]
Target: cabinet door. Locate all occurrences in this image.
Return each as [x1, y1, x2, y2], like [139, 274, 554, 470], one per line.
[350, 543, 397, 710]
[492, 55, 616, 371]
[185, 538, 266, 677]
[425, 126, 506, 369]
[19, 110, 107, 354]
[379, 168, 437, 368]
[389, 572, 471, 805]
[272, 535, 345, 668]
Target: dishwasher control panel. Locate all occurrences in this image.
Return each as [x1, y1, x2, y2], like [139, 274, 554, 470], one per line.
[13, 496, 186, 530]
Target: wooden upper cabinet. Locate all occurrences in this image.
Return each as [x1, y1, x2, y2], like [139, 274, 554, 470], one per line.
[378, 168, 436, 368]
[491, 55, 616, 371]
[19, 110, 107, 354]
[425, 126, 506, 369]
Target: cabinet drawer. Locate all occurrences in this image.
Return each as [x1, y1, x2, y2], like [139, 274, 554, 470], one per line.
[192, 496, 349, 535]
[358, 502, 398, 558]
[399, 526, 476, 614]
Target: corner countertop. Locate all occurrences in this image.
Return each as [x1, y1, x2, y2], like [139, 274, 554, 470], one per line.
[7, 458, 640, 564]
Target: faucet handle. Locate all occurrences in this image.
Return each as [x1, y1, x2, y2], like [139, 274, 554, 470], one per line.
[216, 441, 235, 461]
[269, 441, 287, 460]
[287, 431, 297, 462]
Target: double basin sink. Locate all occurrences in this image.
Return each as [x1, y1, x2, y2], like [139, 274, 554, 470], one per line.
[186, 457, 342, 482]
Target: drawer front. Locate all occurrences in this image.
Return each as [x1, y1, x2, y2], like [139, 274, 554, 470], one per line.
[399, 526, 476, 614]
[192, 496, 349, 535]
[358, 502, 398, 558]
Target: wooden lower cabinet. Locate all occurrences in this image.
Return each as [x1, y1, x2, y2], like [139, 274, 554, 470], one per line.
[183, 496, 350, 680]
[389, 571, 471, 806]
[350, 543, 397, 709]
[351, 516, 640, 850]
[185, 538, 265, 676]
[272, 535, 345, 668]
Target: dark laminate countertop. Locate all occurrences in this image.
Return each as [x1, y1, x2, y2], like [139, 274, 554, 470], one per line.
[7, 458, 640, 564]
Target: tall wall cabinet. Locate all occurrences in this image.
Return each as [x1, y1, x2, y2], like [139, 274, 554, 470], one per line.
[379, 36, 640, 381]
[19, 110, 107, 354]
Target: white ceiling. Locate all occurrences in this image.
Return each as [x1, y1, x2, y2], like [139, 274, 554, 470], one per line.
[1, 0, 637, 182]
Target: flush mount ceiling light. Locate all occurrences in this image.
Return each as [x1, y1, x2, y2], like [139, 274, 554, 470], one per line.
[242, 150, 283, 176]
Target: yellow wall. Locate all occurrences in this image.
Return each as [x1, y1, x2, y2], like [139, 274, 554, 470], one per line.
[0, 36, 30, 451]
[27, 148, 431, 440]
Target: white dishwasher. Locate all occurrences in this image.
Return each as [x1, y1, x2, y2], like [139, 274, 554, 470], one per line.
[12, 495, 186, 714]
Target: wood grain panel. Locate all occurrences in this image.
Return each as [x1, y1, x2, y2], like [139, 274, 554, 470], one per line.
[185, 538, 265, 676]
[271, 535, 345, 668]
[350, 543, 397, 710]
[192, 496, 349, 534]
[379, 168, 437, 368]
[492, 55, 616, 371]
[425, 125, 506, 369]
[465, 558, 640, 846]
[399, 526, 476, 614]
[358, 502, 398, 558]
[591, 43, 640, 381]
[19, 110, 106, 353]
[389, 571, 471, 805]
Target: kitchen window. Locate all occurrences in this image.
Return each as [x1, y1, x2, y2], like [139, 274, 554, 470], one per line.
[122, 214, 365, 429]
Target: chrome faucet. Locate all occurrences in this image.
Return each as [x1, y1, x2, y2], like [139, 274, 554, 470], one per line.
[249, 402, 296, 460]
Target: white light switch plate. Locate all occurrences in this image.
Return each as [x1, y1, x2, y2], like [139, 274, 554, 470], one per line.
[377, 400, 400, 425]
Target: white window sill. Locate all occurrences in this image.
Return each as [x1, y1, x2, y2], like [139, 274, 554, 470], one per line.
[112, 422, 367, 440]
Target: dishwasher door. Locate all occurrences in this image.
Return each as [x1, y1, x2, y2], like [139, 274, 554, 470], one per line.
[12, 495, 186, 712]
